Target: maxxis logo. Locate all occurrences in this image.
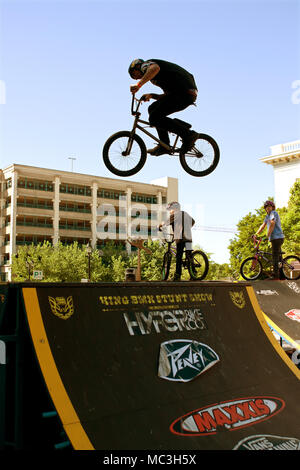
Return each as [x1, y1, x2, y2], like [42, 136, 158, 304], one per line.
[170, 397, 285, 436]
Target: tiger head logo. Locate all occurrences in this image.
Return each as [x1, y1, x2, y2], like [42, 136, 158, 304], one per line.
[229, 291, 246, 309]
[48, 296, 74, 320]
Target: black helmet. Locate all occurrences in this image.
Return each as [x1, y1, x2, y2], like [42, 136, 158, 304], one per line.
[263, 200, 275, 209]
[128, 58, 144, 78]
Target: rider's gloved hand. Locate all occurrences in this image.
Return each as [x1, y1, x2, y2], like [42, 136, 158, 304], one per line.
[130, 84, 141, 94]
[141, 94, 152, 102]
[158, 223, 164, 232]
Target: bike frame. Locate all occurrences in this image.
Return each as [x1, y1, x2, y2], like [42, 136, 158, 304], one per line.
[162, 235, 190, 267]
[252, 236, 283, 263]
[125, 96, 181, 155]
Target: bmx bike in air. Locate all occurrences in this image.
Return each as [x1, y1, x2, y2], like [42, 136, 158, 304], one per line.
[240, 235, 300, 281]
[102, 96, 220, 178]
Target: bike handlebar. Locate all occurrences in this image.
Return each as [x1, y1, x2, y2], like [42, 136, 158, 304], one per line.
[251, 234, 266, 249]
[131, 95, 143, 116]
[159, 225, 174, 243]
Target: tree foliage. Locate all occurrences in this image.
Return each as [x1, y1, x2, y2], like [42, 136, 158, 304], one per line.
[13, 180, 299, 284]
[11, 238, 231, 282]
[228, 181, 300, 278]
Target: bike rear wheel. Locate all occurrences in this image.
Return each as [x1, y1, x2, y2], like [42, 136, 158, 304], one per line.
[102, 131, 147, 177]
[240, 257, 263, 281]
[162, 252, 172, 281]
[188, 250, 209, 280]
[179, 133, 220, 177]
[282, 255, 300, 280]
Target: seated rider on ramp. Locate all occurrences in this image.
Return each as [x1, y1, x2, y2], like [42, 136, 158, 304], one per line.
[128, 58, 199, 156]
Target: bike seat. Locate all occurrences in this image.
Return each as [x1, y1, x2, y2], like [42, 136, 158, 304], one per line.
[173, 118, 192, 129]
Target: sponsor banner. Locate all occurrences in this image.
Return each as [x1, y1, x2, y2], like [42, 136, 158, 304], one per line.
[124, 308, 207, 336]
[284, 309, 300, 323]
[229, 291, 246, 309]
[287, 281, 300, 294]
[48, 296, 74, 320]
[158, 340, 219, 382]
[99, 291, 215, 312]
[256, 290, 279, 296]
[170, 397, 285, 436]
[233, 434, 300, 450]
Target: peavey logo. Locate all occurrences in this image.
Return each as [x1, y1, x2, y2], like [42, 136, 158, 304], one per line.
[170, 397, 285, 436]
[158, 340, 219, 382]
[233, 434, 300, 450]
[48, 296, 74, 320]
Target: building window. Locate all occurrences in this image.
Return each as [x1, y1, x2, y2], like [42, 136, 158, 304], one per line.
[17, 179, 53, 192]
[60, 183, 91, 196]
[131, 193, 158, 204]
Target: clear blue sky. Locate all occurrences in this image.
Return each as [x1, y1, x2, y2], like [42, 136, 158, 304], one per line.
[0, 0, 299, 263]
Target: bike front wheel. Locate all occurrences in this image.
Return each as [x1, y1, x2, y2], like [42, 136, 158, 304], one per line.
[102, 131, 147, 177]
[282, 255, 300, 280]
[162, 252, 172, 281]
[179, 133, 220, 177]
[240, 257, 263, 281]
[188, 250, 209, 280]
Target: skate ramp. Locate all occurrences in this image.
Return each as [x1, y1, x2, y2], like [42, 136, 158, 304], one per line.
[21, 282, 300, 451]
[253, 280, 300, 350]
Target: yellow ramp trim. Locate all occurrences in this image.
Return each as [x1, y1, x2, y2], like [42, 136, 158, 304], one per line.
[246, 286, 300, 380]
[22, 288, 94, 450]
[263, 312, 300, 352]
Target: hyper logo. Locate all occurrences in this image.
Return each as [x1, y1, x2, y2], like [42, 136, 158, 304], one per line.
[158, 340, 219, 382]
[170, 397, 285, 436]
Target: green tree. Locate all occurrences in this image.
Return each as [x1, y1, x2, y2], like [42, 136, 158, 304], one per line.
[228, 181, 300, 277]
[280, 181, 300, 255]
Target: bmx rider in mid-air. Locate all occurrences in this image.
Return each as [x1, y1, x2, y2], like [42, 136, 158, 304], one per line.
[128, 58, 199, 156]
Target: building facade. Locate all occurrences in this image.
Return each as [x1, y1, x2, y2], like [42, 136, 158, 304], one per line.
[260, 139, 300, 208]
[0, 164, 178, 281]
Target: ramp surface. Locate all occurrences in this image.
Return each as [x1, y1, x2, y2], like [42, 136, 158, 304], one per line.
[22, 282, 300, 451]
[253, 280, 300, 349]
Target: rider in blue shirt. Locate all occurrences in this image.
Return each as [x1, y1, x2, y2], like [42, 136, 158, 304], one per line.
[255, 200, 284, 279]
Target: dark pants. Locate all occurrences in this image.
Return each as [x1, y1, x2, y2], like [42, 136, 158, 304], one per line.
[271, 238, 284, 278]
[148, 93, 196, 145]
[175, 241, 185, 279]
[175, 242, 192, 279]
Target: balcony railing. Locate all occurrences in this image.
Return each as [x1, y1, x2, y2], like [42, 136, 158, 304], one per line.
[16, 221, 53, 228]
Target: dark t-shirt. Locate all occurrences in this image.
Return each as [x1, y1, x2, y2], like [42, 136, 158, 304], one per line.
[141, 59, 197, 93]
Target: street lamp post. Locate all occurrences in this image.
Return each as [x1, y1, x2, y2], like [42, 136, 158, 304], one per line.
[86, 242, 92, 282]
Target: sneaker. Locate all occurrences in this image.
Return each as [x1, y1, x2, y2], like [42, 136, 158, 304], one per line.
[147, 145, 170, 156]
[180, 131, 199, 154]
